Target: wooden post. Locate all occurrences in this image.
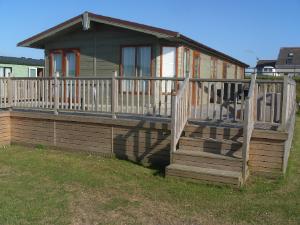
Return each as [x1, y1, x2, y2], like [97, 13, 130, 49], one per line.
[54, 72, 59, 115]
[7, 78, 13, 110]
[170, 91, 178, 163]
[280, 75, 288, 131]
[111, 71, 117, 119]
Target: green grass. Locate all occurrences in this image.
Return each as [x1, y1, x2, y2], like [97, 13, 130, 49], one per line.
[1, 119, 300, 225]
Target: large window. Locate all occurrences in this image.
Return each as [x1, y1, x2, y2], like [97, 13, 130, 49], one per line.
[121, 46, 151, 77]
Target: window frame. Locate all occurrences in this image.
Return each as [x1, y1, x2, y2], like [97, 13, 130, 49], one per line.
[183, 48, 190, 78]
[0, 67, 13, 77]
[49, 48, 80, 77]
[28, 67, 37, 77]
[120, 45, 153, 94]
[120, 45, 153, 78]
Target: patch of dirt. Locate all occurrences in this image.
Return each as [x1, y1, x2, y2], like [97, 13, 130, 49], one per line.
[66, 185, 235, 225]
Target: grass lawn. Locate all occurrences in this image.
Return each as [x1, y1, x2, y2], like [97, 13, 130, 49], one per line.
[0, 120, 300, 225]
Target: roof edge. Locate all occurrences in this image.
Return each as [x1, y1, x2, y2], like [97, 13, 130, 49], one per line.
[17, 14, 82, 47]
[178, 34, 249, 67]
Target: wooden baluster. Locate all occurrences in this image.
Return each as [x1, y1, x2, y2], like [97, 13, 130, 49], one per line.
[220, 82, 224, 120]
[207, 82, 211, 120]
[95, 80, 99, 111]
[137, 80, 140, 114]
[82, 80, 86, 111]
[227, 83, 230, 120]
[213, 82, 217, 120]
[240, 83, 245, 120]
[142, 80, 145, 115]
[106, 80, 109, 112]
[262, 83, 266, 122]
[129, 80, 132, 113]
[270, 83, 274, 123]
[148, 80, 151, 114]
[234, 83, 238, 121]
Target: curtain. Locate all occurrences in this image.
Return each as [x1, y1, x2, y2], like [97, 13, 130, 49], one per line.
[66, 53, 76, 77]
[137, 47, 151, 77]
[53, 53, 63, 76]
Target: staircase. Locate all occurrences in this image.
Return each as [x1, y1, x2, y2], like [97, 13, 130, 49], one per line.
[166, 122, 246, 187]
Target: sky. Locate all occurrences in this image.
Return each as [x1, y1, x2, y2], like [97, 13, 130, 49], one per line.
[0, 0, 299, 67]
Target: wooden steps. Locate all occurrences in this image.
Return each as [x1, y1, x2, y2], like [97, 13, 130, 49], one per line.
[166, 123, 245, 187]
[184, 123, 243, 142]
[166, 164, 243, 187]
[173, 150, 242, 172]
[179, 137, 242, 158]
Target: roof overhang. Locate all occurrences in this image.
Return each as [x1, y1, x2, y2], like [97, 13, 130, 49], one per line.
[17, 12, 177, 48]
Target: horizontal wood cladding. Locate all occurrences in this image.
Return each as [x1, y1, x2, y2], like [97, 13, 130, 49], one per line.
[0, 113, 10, 146]
[10, 112, 170, 166]
[249, 130, 286, 177]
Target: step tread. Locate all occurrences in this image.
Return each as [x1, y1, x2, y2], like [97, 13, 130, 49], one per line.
[175, 149, 243, 162]
[186, 122, 243, 130]
[167, 163, 242, 178]
[180, 136, 243, 145]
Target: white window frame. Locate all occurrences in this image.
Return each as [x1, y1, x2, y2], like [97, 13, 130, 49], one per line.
[28, 67, 38, 77]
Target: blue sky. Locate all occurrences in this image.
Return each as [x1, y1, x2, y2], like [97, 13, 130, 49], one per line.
[0, 0, 299, 67]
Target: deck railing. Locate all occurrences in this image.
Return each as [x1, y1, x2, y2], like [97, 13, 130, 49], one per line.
[0, 78, 9, 108]
[188, 79, 250, 122]
[242, 74, 257, 181]
[115, 77, 183, 117]
[255, 80, 284, 124]
[6, 74, 184, 118]
[171, 77, 190, 154]
[0, 74, 296, 130]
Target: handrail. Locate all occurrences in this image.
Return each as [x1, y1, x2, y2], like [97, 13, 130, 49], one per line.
[190, 78, 248, 83]
[170, 77, 190, 156]
[242, 73, 257, 181]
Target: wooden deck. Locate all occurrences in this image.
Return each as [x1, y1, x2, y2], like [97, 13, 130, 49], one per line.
[0, 75, 296, 187]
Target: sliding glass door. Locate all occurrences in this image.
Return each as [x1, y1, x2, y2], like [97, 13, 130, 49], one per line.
[121, 46, 151, 92]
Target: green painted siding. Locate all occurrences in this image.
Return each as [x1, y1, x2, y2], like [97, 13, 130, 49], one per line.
[0, 63, 44, 77]
[43, 22, 245, 79]
[45, 23, 172, 77]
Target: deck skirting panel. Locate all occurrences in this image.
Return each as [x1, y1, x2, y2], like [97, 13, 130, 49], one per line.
[9, 111, 171, 167]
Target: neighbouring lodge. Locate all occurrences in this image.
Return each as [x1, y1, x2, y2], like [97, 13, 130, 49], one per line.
[0, 12, 295, 188]
[0, 56, 44, 77]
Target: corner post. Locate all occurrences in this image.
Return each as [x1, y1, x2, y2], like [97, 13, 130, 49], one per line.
[111, 71, 117, 119]
[54, 72, 59, 115]
[280, 75, 288, 131]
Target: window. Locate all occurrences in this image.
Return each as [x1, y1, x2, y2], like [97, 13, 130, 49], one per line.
[183, 48, 190, 77]
[0, 67, 12, 77]
[28, 67, 37, 77]
[49, 49, 80, 77]
[121, 46, 151, 77]
[66, 52, 76, 77]
[286, 52, 294, 65]
[193, 52, 201, 78]
[121, 46, 151, 92]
